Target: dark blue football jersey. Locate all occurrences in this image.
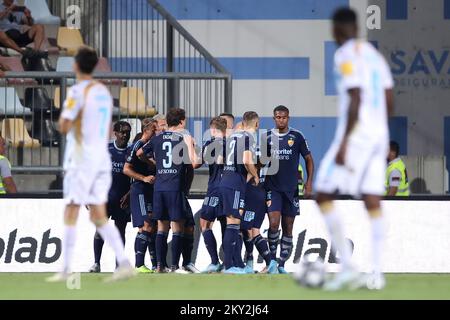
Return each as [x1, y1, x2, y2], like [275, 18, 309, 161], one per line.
[143, 131, 189, 192]
[126, 140, 155, 183]
[262, 128, 311, 192]
[202, 137, 226, 191]
[220, 131, 256, 192]
[108, 141, 130, 202]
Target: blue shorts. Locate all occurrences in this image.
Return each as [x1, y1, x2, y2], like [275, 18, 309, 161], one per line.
[153, 191, 186, 222]
[183, 196, 196, 227]
[267, 189, 300, 217]
[241, 184, 267, 230]
[130, 182, 153, 228]
[107, 198, 131, 222]
[219, 187, 245, 220]
[200, 188, 223, 222]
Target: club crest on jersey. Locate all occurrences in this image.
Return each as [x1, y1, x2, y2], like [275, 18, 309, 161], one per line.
[288, 138, 295, 147]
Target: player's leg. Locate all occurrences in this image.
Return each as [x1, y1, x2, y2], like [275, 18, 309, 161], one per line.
[278, 215, 295, 273]
[167, 192, 187, 272]
[252, 228, 278, 274]
[359, 145, 388, 290]
[267, 190, 282, 260]
[233, 231, 245, 268]
[89, 204, 135, 282]
[46, 204, 81, 282]
[63, 204, 81, 273]
[182, 199, 200, 273]
[145, 217, 158, 270]
[156, 220, 170, 272]
[153, 191, 170, 272]
[91, 231, 103, 272]
[130, 184, 152, 272]
[362, 194, 385, 289]
[170, 220, 185, 272]
[221, 188, 246, 274]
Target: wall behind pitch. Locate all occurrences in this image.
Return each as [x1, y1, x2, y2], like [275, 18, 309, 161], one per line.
[0, 199, 449, 273]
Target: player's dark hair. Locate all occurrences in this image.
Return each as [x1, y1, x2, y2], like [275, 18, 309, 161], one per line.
[219, 113, 235, 120]
[390, 140, 400, 157]
[133, 132, 143, 143]
[113, 120, 131, 132]
[243, 111, 259, 125]
[210, 116, 227, 132]
[332, 7, 357, 26]
[74, 46, 99, 74]
[273, 105, 290, 115]
[166, 108, 186, 127]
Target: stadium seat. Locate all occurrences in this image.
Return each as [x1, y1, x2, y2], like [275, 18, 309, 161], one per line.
[0, 87, 32, 116]
[57, 27, 84, 56]
[121, 118, 142, 143]
[56, 57, 75, 85]
[95, 57, 122, 85]
[119, 87, 157, 117]
[53, 87, 68, 109]
[0, 56, 36, 85]
[24, 0, 61, 25]
[1, 118, 40, 148]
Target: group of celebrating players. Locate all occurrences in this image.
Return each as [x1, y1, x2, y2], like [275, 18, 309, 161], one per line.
[48, 7, 393, 290]
[89, 105, 314, 276]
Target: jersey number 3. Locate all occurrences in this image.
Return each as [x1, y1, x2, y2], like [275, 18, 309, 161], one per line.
[162, 141, 173, 168]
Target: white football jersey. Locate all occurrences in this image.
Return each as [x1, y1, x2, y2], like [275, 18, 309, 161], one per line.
[61, 80, 113, 171]
[333, 39, 394, 144]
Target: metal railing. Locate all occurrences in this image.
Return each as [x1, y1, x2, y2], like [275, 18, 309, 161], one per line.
[47, 0, 232, 111]
[0, 72, 229, 177]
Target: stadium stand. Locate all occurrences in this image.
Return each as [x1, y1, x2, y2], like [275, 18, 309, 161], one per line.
[1, 118, 39, 148]
[57, 27, 84, 56]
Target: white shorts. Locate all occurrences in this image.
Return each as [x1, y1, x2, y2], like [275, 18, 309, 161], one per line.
[315, 135, 388, 197]
[63, 168, 111, 206]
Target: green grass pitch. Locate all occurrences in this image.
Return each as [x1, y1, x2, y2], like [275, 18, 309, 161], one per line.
[0, 273, 449, 300]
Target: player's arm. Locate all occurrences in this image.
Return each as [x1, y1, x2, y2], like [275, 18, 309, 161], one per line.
[185, 165, 194, 195]
[123, 163, 154, 184]
[386, 89, 394, 117]
[243, 150, 259, 185]
[119, 190, 130, 209]
[58, 90, 82, 134]
[387, 169, 401, 196]
[184, 135, 202, 169]
[298, 133, 314, 197]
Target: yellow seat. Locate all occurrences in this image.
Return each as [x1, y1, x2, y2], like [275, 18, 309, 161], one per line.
[1, 118, 40, 148]
[119, 87, 157, 117]
[53, 87, 69, 109]
[57, 27, 84, 56]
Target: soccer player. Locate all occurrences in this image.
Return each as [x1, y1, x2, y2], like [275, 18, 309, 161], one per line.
[199, 116, 227, 273]
[143, 108, 201, 273]
[180, 164, 201, 273]
[89, 120, 132, 273]
[219, 113, 235, 131]
[241, 160, 278, 274]
[219, 111, 260, 274]
[261, 105, 314, 273]
[123, 118, 158, 273]
[314, 8, 394, 290]
[47, 46, 134, 282]
[153, 114, 168, 134]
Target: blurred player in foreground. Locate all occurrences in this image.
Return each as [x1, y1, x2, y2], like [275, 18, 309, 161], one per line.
[314, 8, 394, 290]
[89, 120, 132, 272]
[47, 47, 134, 282]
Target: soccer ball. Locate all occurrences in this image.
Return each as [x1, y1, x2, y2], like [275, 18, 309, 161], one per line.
[293, 254, 326, 288]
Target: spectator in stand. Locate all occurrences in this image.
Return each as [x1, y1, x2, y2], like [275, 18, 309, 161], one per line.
[0, 136, 17, 194]
[0, 0, 47, 58]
